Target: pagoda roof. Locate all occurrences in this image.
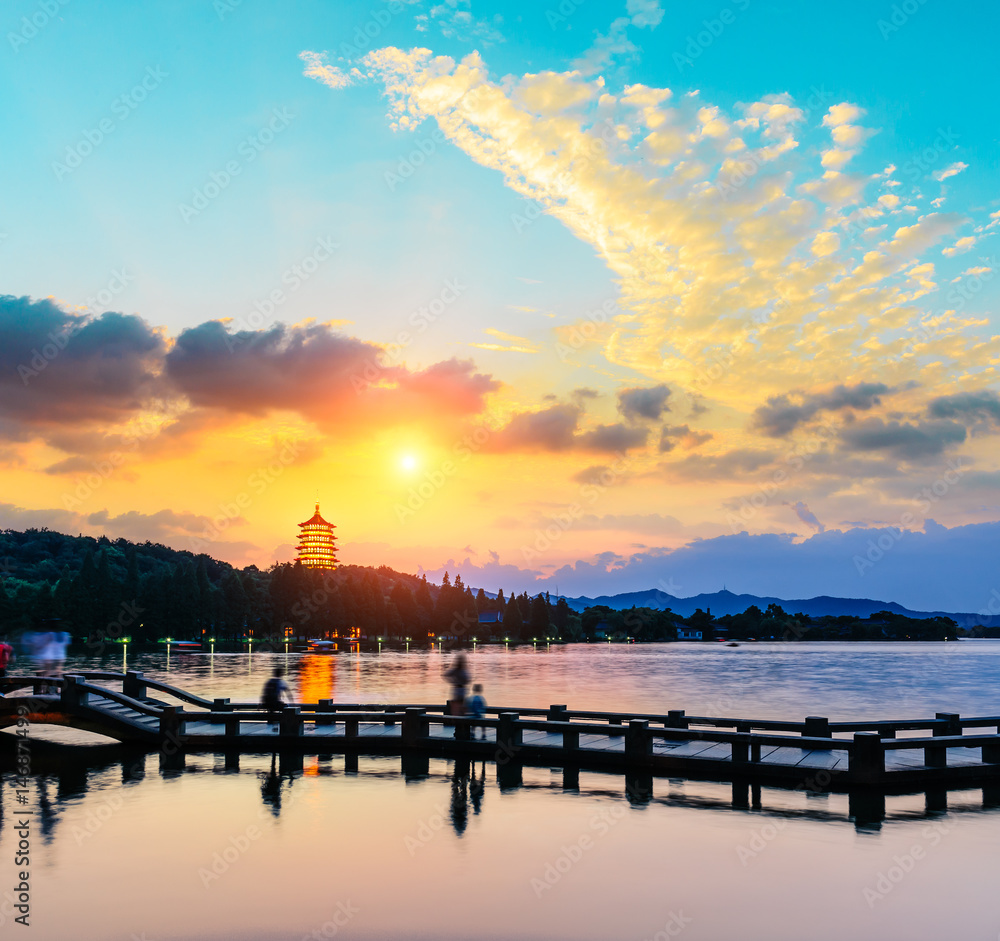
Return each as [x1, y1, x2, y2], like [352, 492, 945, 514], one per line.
[299, 503, 335, 528]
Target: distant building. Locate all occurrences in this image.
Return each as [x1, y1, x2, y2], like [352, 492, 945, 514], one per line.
[677, 627, 703, 641]
[296, 503, 338, 569]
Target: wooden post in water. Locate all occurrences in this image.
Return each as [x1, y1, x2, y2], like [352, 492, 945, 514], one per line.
[279, 705, 302, 737]
[123, 670, 147, 700]
[159, 705, 184, 740]
[625, 719, 652, 762]
[849, 731, 884, 782]
[402, 707, 427, 747]
[497, 712, 522, 755]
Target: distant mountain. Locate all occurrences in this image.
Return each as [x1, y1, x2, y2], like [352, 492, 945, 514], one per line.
[561, 588, 976, 622]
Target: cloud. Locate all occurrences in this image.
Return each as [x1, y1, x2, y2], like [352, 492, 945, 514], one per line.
[165, 320, 499, 425]
[788, 500, 825, 533]
[626, 0, 664, 29]
[617, 383, 672, 421]
[299, 51, 354, 89]
[488, 403, 582, 452]
[658, 424, 713, 452]
[839, 418, 966, 460]
[752, 383, 891, 437]
[664, 448, 776, 481]
[928, 390, 1000, 427]
[578, 422, 649, 452]
[942, 235, 976, 257]
[489, 406, 647, 453]
[0, 295, 165, 435]
[933, 161, 968, 182]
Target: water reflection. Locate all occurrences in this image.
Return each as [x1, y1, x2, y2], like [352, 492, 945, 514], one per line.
[5, 745, 1000, 838]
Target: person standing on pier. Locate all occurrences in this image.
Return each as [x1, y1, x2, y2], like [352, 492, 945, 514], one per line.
[443, 650, 470, 715]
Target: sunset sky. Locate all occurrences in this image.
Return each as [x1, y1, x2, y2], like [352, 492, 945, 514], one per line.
[2, 0, 999, 610]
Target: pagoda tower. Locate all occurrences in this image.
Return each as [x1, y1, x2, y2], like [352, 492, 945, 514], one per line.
[296, 503, 338, 569]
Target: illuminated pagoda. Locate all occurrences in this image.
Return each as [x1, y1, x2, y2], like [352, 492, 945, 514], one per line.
[296, 503, 338, 569]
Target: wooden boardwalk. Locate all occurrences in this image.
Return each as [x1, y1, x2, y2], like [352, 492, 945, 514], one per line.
[2, 671, 999, 792]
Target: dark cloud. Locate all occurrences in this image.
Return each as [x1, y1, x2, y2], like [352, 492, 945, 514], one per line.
[578, 423, 648, 452]
[752, 382, 891, 437]
[839, 418, 966, 460]
[617, 384, 672, 422]
[0, 295, 164, 430]
[928, 390, 1000, 426]
[489, 404, 582, 451]
[665, 448, 776, 480]
[572, 465, 611, 485]
[788, 500, 825, 533]
[166, 321, 499, 424]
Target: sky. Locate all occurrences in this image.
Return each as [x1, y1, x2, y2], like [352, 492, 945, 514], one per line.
[1, 0, 999, 611]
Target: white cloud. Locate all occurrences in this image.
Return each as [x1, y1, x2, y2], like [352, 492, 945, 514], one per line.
[299, 51, 353, 90]
[933, 161, 968, 182]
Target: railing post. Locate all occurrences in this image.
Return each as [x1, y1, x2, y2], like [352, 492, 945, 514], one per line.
[454, 718, 471, 742]
[212, 698, 230, 710]
[935, 713, 961, 737]
[159, 705, 184, 740]
[625, 719, 652, 762]
[344, 716, 359, 740]
[316, 699, 335, 726]
[279, 705, 302, 737]
[402, 707, 427, 747]
[849, 732, 884, 783]
[547, 704, 568, 722]
[563, 728, 580, 751]
[666, 709, 688, 729]
[60, 674, 88, 708]
[982, 741, 1000, 764]
[497, 712, 522, 755]
[731, 733, 750, 765]
[384, 706, 399, 726]
[804, 716, 831, 739]
[225, 714, 240, 737]
[123, 670, 147, 701]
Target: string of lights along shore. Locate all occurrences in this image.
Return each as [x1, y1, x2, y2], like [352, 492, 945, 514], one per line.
[295, 503, 338, 570]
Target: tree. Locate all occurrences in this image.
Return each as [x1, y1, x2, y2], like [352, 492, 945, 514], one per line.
[503, 594, 523, 641]
[529, 594, 550, 638]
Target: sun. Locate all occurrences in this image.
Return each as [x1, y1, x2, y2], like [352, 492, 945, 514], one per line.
[399, 453, 419, 473]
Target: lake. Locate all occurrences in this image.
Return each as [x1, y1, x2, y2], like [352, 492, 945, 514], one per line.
[2, 641, 999, 940]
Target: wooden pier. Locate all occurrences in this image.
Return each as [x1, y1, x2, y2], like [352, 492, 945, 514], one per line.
[2, 671, 999, 793]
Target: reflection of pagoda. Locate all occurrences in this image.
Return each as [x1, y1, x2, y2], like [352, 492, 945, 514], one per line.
[296, 503, 338, 569]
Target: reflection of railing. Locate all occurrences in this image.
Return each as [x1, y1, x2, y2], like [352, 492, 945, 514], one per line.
[2, 671, 1000, 791]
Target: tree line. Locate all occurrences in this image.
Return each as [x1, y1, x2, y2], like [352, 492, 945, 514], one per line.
[0, 528, 960, 647]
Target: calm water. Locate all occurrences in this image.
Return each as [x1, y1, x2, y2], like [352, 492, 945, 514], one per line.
[3, 642, 1000, 940]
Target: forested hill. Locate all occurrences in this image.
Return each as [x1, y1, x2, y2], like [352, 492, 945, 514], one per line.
[0, 527, 551, 644]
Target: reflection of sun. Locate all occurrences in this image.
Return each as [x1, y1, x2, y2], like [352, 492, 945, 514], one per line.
[400, 453, 419, 473]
